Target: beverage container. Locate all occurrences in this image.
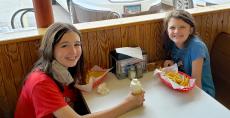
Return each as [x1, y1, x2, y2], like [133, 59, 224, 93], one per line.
[130, 78, 143, 95]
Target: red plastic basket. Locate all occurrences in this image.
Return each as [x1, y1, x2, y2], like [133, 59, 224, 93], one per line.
[159, 71, 195, 92]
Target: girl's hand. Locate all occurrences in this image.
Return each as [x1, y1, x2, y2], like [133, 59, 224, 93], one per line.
[124, 91, 145, 110]
[164, 60, 174, 67]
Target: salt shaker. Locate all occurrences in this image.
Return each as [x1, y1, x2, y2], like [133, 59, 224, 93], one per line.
[128, 65, 136, 80]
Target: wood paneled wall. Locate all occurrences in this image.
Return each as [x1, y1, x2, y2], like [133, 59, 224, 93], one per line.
[80, 22, 165, 69]
[0, 39, 40, 118]
[0, 4, 230, 117]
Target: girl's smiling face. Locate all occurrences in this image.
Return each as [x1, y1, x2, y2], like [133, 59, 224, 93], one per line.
[54, 31, 82, 68]
[167, 17, 193, 48]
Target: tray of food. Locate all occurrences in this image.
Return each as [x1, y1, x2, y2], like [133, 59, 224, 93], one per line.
[154, 64, 195, 92]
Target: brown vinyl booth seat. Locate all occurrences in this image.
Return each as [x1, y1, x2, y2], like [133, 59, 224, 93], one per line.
[211, 32, 230, 109]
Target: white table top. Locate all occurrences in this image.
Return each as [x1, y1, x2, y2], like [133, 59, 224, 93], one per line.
[82, 72, 230, 118]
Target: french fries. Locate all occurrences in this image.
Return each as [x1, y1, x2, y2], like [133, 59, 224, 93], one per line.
[85, 71, 105, 84]
[165, 71, 189, 87]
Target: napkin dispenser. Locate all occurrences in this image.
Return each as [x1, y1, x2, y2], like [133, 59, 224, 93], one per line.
[109, 50, 147, 79]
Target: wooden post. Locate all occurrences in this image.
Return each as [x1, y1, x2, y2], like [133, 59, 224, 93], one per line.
[32, 0, 54, 28]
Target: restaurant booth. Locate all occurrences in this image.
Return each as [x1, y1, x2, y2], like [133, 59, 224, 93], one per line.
[0, 3, 230, 117]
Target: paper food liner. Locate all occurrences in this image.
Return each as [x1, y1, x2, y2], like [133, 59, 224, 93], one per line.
[153, 64, 196, 92]
[75, 65, 112, 92]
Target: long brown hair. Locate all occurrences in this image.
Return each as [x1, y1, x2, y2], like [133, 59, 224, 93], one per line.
[162, 10, 197, 59]
[28, 23, 85, 88]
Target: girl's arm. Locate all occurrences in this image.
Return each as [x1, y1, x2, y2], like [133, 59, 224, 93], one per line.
[54, 105, 81, 118]
[54, 92, 145, 118]
[192, 58, 204, 88]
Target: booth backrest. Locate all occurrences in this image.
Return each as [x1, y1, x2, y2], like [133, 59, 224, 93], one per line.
[211, 32, 230, 109]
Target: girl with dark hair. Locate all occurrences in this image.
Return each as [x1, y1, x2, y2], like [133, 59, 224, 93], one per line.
[15, 22, 145, 118]
[162, 10, 215, 97]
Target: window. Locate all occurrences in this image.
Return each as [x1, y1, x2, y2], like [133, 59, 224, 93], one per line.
[0, 0, 35, 33]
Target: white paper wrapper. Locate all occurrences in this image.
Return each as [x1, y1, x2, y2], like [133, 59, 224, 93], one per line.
[75, 65, 112, 92]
